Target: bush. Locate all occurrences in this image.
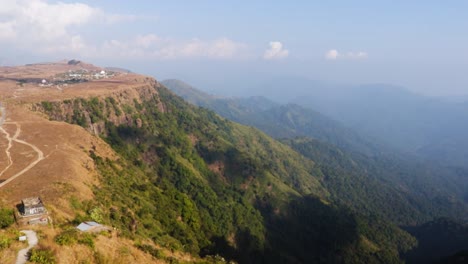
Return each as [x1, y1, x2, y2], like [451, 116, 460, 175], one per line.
[70, 196, 82, 210]
[55, 228, 78, 246]
[136, 244, 165, 259]
[78, 233, 95, 249]
[89, 207, 104, 223]
[0, 208, 14, 228]
[0, 235, 11, 249]
[41, 101, 54, 112]
[29, 246, 56, 264]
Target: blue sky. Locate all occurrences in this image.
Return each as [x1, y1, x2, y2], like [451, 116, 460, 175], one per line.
[1, 1, 467, 96]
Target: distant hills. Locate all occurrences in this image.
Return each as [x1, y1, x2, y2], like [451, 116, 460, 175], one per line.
[163, 78, 468, 262]
[291, 83, 468, 167]
[233, 77, 468, 169]
[162, 79, 379, 156]
[193, 76, 468, 169]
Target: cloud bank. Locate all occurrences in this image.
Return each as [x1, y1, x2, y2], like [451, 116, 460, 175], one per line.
[0, 0, 248, 60]
[101, 35, 248, 60]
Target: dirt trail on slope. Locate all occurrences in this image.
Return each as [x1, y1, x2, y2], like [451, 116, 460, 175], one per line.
[0, 119, 45, 188]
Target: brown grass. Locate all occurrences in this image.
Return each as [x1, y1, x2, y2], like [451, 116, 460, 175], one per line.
[0, 62, 204, 263]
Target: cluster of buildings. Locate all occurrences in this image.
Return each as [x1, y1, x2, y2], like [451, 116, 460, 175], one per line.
[63, 69, 112, 80]
[38, 69, 115, 88]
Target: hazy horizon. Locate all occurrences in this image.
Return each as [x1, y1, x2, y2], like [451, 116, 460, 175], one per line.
[1, 1, 467, 97]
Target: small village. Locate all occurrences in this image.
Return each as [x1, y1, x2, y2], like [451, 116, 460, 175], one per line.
[39, 68, 116, 88]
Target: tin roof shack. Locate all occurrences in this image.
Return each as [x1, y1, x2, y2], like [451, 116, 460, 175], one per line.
[17, 197, 49, 225]
[76, 221, 111, 233]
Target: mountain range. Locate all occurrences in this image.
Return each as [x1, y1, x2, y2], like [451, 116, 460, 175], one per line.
[220, 76, 468, 169]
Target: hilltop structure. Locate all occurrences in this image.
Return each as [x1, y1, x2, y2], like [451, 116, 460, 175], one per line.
[20, 197, 46, 216]
[18, 197, 48, 225]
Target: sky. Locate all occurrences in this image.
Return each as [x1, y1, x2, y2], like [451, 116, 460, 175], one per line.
[1, 0, 468, 97]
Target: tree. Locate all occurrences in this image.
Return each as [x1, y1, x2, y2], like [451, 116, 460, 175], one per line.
[0, 208, 14, 228]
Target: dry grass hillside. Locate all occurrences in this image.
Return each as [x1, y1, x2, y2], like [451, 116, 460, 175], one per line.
[0, 61, 202, 263]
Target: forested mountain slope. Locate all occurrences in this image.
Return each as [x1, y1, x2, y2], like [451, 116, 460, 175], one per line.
[163, 79, 468, 224]
[35, 77, 421, 263]
[162, 79, 378, 156]
[283, 138, 468, 224]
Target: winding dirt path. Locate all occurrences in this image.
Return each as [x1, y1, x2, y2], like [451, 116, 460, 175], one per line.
[0, 124, 14, 178]
[0, 106, 45, 188]
[16, 230, 38, 264]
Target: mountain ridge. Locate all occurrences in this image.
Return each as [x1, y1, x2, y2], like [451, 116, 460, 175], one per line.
[162, 79, 380, 156]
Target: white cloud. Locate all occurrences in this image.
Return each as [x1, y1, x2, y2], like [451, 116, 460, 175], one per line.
[0, 0, 98, 42]
[325, 49, 368, 60]
[135, 34, 161, 48]
[179, 37, 246, 59]
[325, 49, 339, 60]
[207, 38, 246, 58]
[103, 13, 141, 24]
[0, 1, 247, 60]
[99, 35, 247, 60]
[347, 51, 368, 59]
[0, 0, 153, 56]
[263, 41, 289, 60]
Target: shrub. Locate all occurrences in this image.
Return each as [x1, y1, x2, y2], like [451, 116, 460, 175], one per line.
[70, 196, 82, 210]
[29, 246, 56, 264]
[0, 208, 14, 228]
[89, 207, 104, 223]
[41, 101, 54, 112]
[78, 233, 95, 249]
[0, 235, 11, 249]
[136, 244, 165, 259]
[54, 228, 78, 246]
